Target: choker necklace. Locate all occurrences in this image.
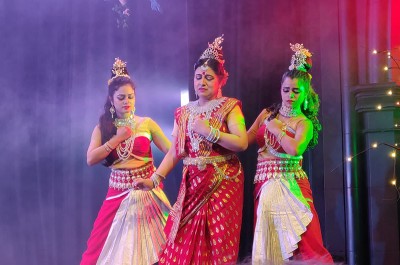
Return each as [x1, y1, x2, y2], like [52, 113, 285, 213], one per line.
[279, 104, 301, 118]
[114, 113, 136, 130]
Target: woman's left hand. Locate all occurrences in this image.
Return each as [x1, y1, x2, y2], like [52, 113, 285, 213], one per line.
[132, 178, 154, 191]
[264, 118, 284, 136]
[191, 116, 210, 137]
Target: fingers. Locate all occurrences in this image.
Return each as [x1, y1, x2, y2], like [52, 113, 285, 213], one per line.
[132, 180, 140, 190]
[131, 179, 151, 191]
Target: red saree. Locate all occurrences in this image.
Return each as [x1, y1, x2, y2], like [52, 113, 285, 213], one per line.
[159, 97, 244, 265]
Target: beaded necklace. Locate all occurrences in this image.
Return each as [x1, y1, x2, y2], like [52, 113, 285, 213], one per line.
[187, 97, 225, 153]
[113, 114, 136, 160]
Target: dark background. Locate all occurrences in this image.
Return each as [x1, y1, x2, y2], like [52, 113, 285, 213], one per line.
[1, 0, 398, 264]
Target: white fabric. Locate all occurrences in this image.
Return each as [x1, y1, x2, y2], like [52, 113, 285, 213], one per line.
[97, 188, 170, 265]
[252, 178, 313, 265]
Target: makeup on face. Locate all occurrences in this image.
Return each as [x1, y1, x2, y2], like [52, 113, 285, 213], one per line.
[112, 84, 135, 117]
[281, 77, 306, 108]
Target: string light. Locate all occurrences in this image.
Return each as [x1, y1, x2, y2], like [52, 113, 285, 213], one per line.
[376, 104, 382, 110]
[387, 90, 393, 95]
[396, 101, 400, 106]
[330, 143, 399, 202]
[371, 48, 400, 72]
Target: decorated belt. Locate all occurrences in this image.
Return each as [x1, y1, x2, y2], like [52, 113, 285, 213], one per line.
[254, 158, 307, 183]
[183, 154, 235, 167]
[109, 163, 155, 190]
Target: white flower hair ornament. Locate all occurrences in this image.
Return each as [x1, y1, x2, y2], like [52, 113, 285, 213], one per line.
[288, 43, 312, 72]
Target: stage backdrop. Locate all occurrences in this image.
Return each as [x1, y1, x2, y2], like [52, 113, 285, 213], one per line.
[0, 0, 345, 264]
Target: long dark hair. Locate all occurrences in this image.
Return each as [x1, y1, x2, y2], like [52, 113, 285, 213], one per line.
[267, 69, 321, 149]
[99, 76, 136, 144]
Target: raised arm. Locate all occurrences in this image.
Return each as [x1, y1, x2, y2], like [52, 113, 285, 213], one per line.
[267, 118, 313, 156]
[192, 105, 248, 152]
[86, 125, 129, 166]
[247, 109, 268, 145]
[216, 105, 248, 152]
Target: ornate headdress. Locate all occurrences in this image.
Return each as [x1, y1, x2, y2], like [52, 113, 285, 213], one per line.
[108, 57, 130, 85]
[199, 35, 225, 64]
[197, 35, 228, 77]
[288, 43, 312, 72]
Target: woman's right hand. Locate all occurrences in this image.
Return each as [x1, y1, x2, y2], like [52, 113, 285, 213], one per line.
[264, 118, 284, 136]
[115, 126, 133, 142]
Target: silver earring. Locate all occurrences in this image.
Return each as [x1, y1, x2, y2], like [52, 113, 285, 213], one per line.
[109, 105, 115, 118]
[304, 99, 308, 110]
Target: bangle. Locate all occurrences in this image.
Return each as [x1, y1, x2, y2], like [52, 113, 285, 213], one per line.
[206, 126, 221, 143]
[150, 172, 165, 188]
[105, 141, 114, 150]
[103, 142, 112, 152]
[277, 130, 286, 144]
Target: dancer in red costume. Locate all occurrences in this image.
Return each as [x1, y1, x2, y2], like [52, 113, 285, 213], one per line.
[80, 58, 172, 265]
[135, 35, 248, 264]
[248, 44, 333, 264]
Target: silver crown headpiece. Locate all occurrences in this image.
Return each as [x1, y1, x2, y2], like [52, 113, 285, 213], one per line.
[199, 35, 225, 65]
[288, 43, 312, 72]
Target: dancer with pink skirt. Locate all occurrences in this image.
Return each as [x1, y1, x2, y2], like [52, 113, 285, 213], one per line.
[80, 58, 172, 265]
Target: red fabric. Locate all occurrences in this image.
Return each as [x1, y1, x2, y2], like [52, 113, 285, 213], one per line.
[293, 179, 333, 263]
[80, 189, 125, 265]
[256, 124, 295, 153]
[106, 136, 152, 163]
[253, 122, 333, 263]
[253, 179, 333, 263]
[174, 97, 242, 159]
[160, 98, 244, 265]
[160, 160, 243, 265]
